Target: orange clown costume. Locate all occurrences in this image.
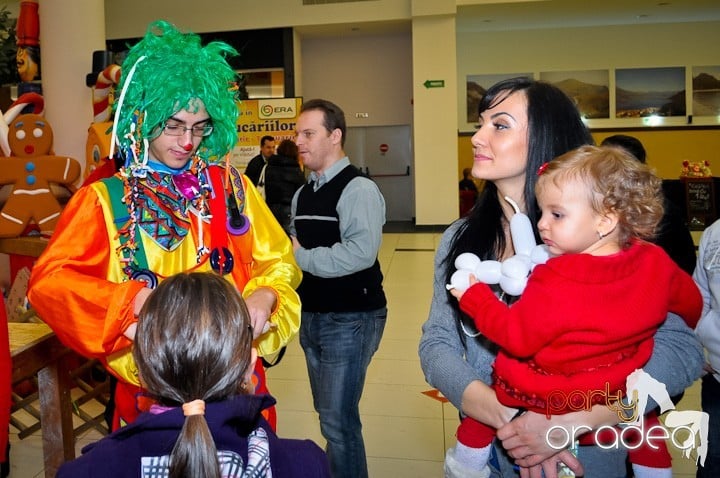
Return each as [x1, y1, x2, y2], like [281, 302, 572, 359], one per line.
[27, 21, 301, 430]
[28, 164, 300, 427]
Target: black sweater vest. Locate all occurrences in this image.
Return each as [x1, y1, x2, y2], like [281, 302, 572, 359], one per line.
[295, 165, 386, 312]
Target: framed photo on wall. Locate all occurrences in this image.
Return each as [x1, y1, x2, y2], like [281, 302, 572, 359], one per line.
[461, 65, 720, 131]
[615, 67, 686, 118]
[539, 70, 610, 119]
[692, 65, 720, 117]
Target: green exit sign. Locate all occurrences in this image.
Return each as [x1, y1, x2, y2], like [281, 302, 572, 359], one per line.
[423, 79, 445, 88]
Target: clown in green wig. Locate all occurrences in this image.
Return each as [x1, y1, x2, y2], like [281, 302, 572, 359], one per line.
[111, 20, 239, 172]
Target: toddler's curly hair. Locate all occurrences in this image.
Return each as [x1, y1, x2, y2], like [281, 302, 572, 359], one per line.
[536, 145, 663, 247]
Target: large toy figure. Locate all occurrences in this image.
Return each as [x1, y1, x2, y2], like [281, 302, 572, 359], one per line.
[0, 94, 81, 237]
[84, 64, 120, 182]
[15, 0, 41, 88]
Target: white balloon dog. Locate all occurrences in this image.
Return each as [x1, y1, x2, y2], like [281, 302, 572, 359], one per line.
[446, 196, 552, 296]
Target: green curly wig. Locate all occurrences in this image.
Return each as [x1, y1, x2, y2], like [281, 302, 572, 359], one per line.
[113, 20, 239, 165]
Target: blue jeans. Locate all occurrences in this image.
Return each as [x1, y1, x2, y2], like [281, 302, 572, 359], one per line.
[698, 374, 720, 478]
[300, 308, 387, 478]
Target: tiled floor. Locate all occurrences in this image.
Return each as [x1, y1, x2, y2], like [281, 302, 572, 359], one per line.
[7, 231, 705, 477]
[8, 387, 109, 478]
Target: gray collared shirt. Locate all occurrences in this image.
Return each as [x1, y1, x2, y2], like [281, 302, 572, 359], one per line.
[290, 157, 385, 278]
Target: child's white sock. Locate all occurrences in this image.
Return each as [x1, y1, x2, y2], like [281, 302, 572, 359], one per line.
[444, 445, 491, 478]
[631, 464, 673, 478]
[452, 441, 491, 470]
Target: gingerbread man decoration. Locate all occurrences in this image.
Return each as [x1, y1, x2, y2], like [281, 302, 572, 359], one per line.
[0, 94, 81, 237]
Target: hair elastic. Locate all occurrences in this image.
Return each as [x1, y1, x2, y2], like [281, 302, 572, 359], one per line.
[182, 399, 206, 417]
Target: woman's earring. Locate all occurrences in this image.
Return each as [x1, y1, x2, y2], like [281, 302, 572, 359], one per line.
[597, 231, 605, 240]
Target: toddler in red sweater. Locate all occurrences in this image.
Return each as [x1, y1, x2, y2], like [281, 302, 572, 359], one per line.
[448, 145, 702, 478]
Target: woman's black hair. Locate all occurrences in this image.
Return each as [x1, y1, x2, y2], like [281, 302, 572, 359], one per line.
[444, 77, 593, 288]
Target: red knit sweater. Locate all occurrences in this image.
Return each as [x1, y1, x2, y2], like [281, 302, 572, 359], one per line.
[459, 240, 702, 412]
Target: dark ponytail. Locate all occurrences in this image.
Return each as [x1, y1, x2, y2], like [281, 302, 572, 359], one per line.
[170, 413, 220, 478]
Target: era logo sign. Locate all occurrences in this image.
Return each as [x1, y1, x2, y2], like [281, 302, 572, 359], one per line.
[258, 99, 297, 119]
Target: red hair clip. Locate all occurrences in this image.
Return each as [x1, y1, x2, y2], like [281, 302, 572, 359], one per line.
[537, 162, 549, 176]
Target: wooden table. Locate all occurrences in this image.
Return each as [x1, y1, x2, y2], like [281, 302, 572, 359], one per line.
[0, 236, 49, 258]
[9, 322, 75, 478]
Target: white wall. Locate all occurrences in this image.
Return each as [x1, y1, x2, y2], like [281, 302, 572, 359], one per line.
[40, 0, 105, 171]
[412, 13, 458, 225]
[300, 33, 413, 127]
[104, 0, 411, 39]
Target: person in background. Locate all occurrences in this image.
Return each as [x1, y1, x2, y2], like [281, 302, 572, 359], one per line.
[449, 145, 701, 478]
[245, 135, 277, 187]
[265, 139, 306, 234]
[418, 77, 704, 477]
[692, 218, 720, 478]
[601, 134, 696, 274]
[459, 167, 479, 217]
[56, 272, 330, 478]
[290, 98, 387, 478]
[459, 167, 479, 193]
[28, 20, 301, 430]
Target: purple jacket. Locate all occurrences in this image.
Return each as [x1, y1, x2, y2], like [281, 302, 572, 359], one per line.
[57, 394, 330, 477]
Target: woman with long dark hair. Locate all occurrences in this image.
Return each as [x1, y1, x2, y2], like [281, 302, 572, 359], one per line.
[419, 77, 704, 477]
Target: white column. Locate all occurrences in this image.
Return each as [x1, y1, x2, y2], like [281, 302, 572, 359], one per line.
[412, 0, 458, 224]
[38, 0, 105, 175]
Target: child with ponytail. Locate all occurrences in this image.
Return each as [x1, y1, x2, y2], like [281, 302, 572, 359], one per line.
[57, 272, 329, 478]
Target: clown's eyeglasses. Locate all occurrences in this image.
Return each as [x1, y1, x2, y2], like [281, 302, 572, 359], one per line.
[162, 122, 213, 137]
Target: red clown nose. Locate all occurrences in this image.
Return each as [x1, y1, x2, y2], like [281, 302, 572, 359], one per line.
[182, 143, 193, 152]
